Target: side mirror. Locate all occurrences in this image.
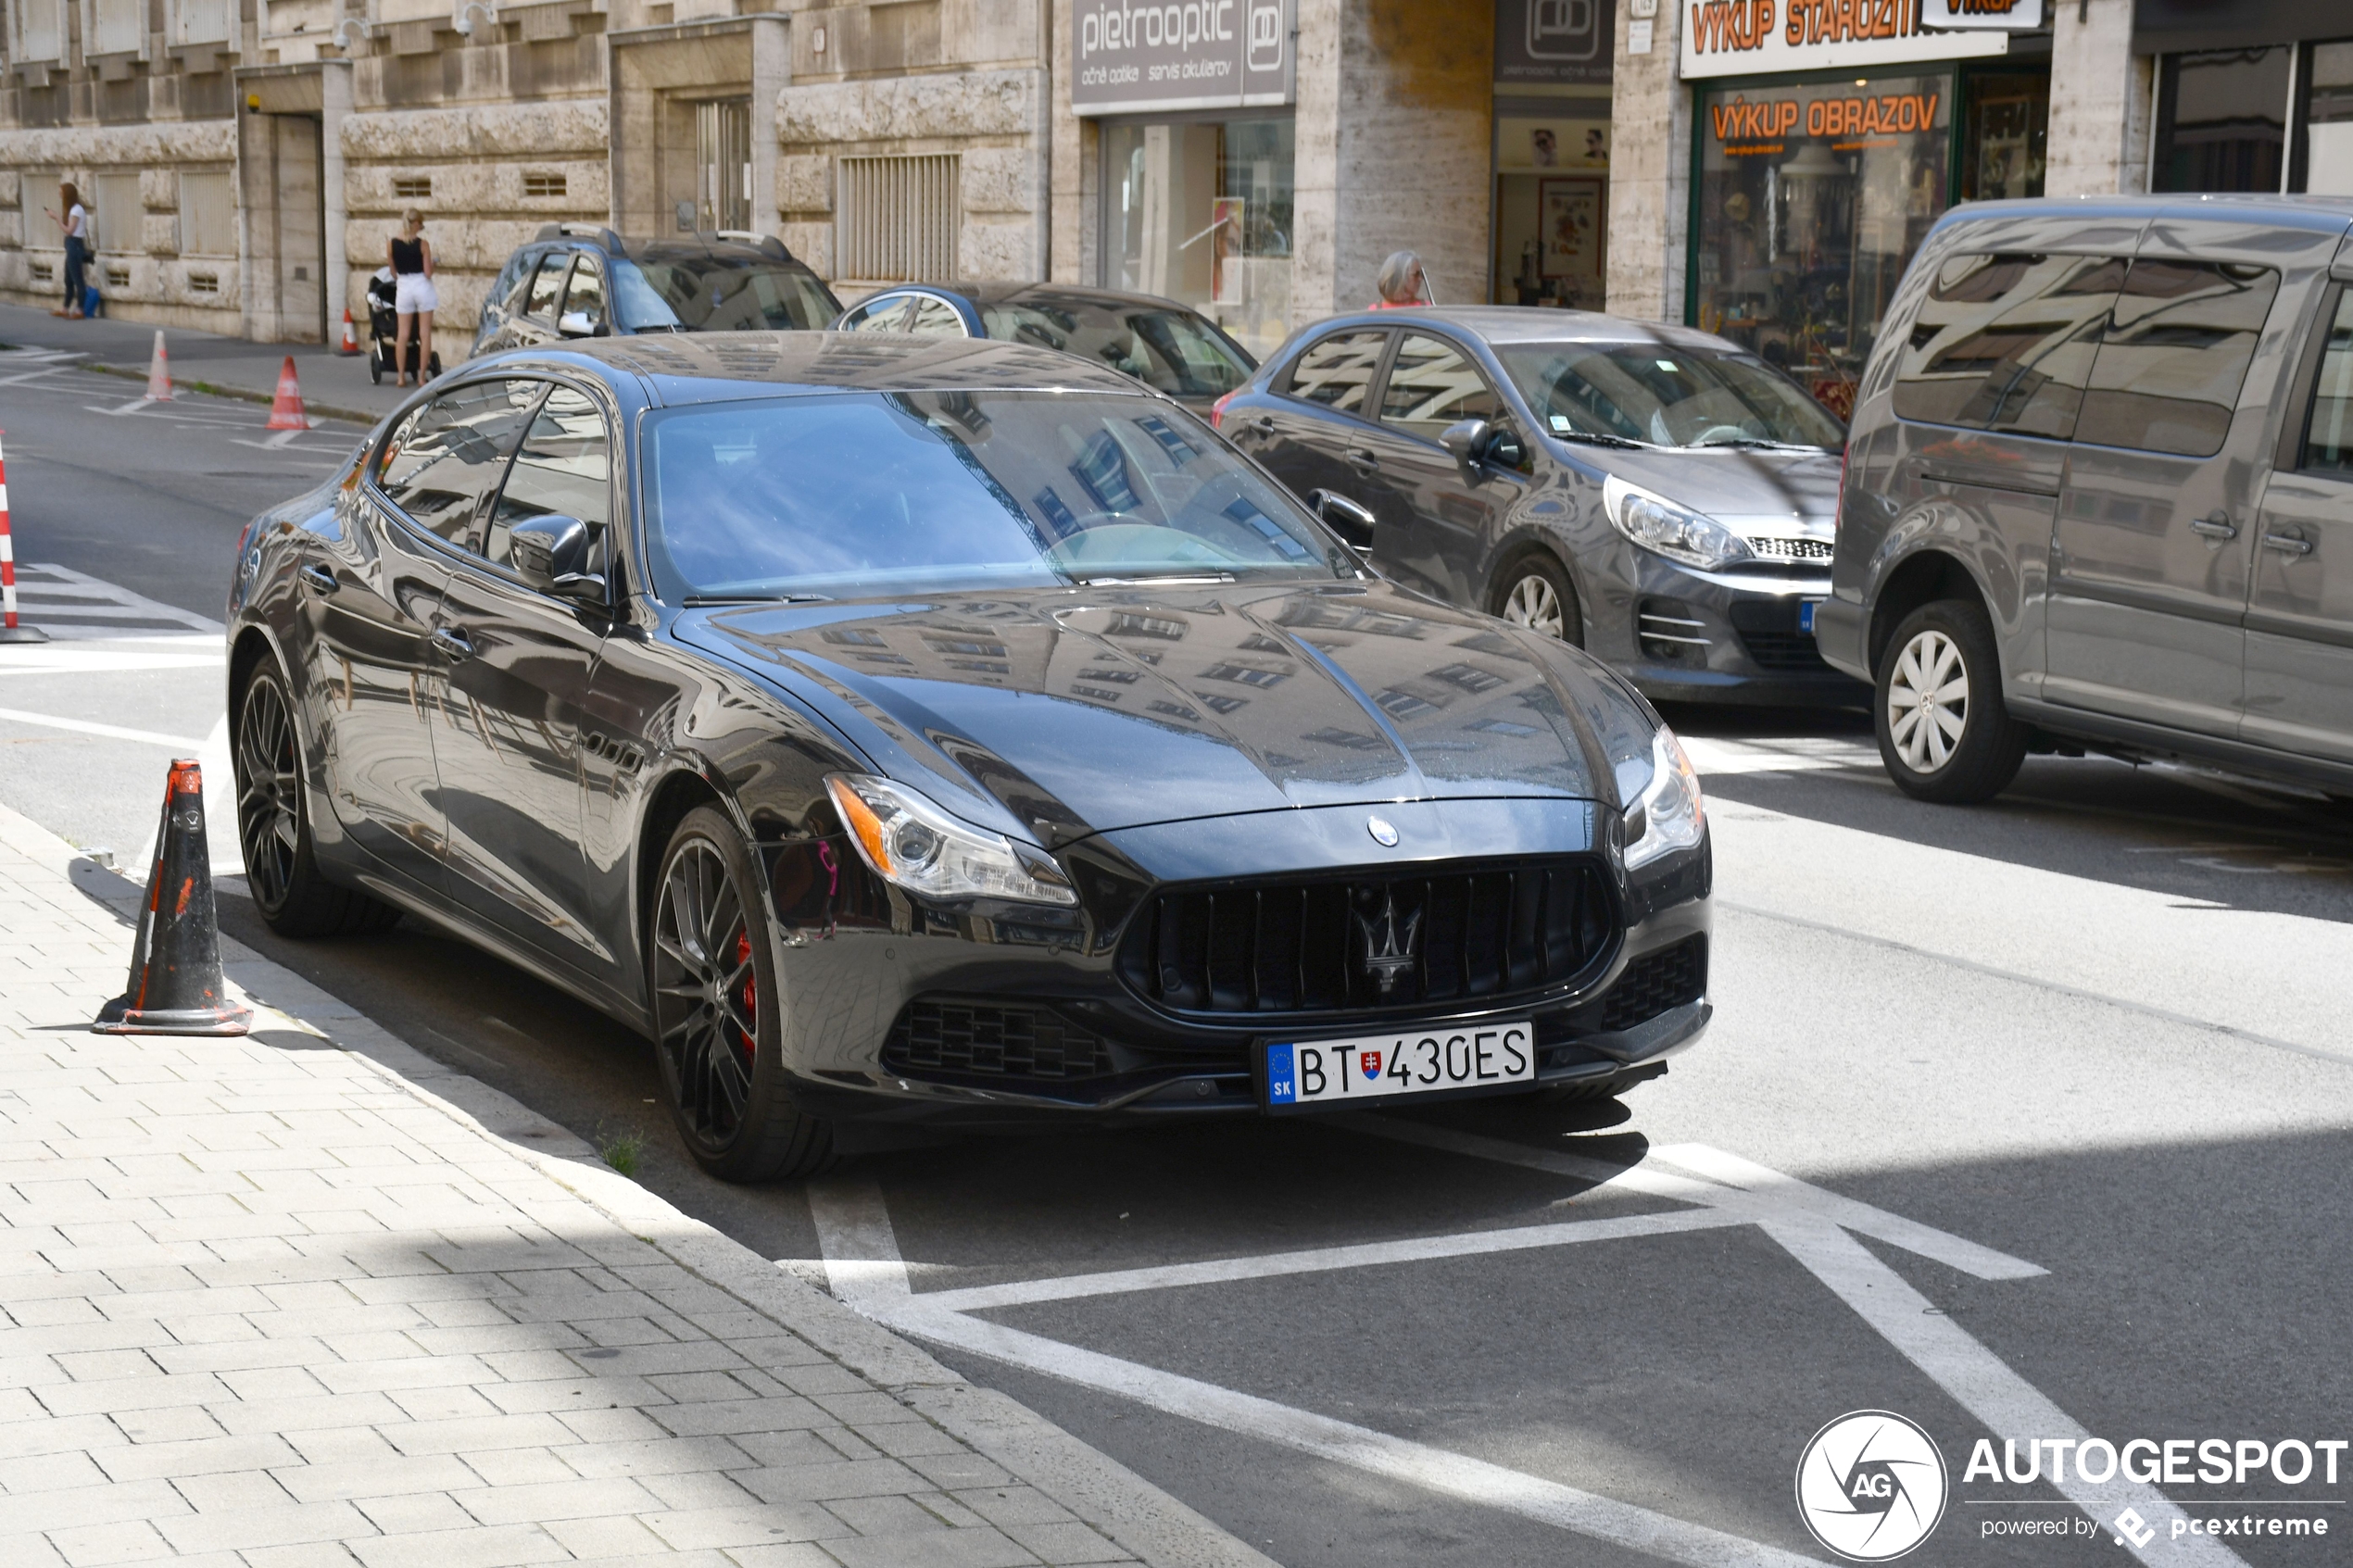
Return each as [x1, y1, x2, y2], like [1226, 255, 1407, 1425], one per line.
[508, 514, 606, 604]
[1486, 427, 1528, 470]
[1441, 418, 1491, 464]
[557, 310, 607, 339]
[1306, 488, 1377, 558]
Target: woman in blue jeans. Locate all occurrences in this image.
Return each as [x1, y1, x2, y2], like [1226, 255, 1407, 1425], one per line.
[43, 182, 89, 318]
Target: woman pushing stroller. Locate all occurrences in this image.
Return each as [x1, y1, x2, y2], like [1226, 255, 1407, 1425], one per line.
[385, 208, 437, 387]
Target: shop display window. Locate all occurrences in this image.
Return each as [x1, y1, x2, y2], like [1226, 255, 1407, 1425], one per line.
[2155, 47, 2291, 194]
[1103, 118, 1294, 359]
[2298, 42, 2353, 196]
[1691, 72, 1951, 419]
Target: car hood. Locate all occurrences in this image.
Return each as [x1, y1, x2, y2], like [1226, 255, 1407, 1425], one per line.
[1572, 445, 1843, 531]
[675, 580, 1658, 845]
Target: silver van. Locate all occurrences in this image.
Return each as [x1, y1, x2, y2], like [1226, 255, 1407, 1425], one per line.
[1818, 195, 2353, 804]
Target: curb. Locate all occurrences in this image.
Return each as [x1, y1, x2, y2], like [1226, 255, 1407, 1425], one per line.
[83, 359, 385, 428]
[7, 801, 1277, 1568]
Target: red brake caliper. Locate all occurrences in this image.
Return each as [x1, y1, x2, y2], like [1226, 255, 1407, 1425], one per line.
[736, 930, 757, 1052]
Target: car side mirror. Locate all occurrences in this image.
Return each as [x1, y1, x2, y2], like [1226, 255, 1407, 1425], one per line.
[1441, 418, 1491, 464]
[1485, 427, 1527, 470]
[1306, 488, 1377, 558]
[508, 514, 606, 604]
[557, 310, 607, 340]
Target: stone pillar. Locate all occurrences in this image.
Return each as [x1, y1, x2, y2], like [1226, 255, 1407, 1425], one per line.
[1048, 0, 1097, 283]
[1604, 0, 1690, 323]
[1291, 0, 1340, 320]
[749, 12, 789, 238]
[321, 58, 351, 337]
[2046, 0, 2152, 197]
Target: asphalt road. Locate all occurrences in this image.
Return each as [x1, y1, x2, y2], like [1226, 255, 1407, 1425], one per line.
[3, 360, 2347, 1568]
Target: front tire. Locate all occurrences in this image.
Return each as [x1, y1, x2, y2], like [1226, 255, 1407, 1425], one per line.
[1874, 599, 2026, 804]
[1491, 550, 1582, 645]
[233, 659, 401, 937]
[649, 806, 835, 1183]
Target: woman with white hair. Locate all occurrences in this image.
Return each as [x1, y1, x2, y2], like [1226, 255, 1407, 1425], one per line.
[1371, 250, 1431, 309]
[385, 208, 438, 387]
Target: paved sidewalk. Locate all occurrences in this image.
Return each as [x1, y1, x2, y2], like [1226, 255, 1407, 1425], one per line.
[0, 302, 409, 425]
[0, 800, 1272, 1568]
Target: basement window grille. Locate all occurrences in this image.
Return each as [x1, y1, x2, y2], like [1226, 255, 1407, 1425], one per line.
[31, 261, 56, 284]
[188, 271, 220, 295]
[522, 172, 566, 198]
[106, 265, 132, 289]
[392, 176, 432, 201]
[837, 154, 958, 282]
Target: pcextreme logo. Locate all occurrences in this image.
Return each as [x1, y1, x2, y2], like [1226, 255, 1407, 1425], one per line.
[1795, 1411, 1950, 1561]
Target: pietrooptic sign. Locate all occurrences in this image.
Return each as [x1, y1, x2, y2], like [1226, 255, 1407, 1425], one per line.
[1679, 0, 2007, 79]
[1071, 0, 1297, 117]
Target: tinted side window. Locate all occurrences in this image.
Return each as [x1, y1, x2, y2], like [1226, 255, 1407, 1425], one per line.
[563, 257, 607, 329]
[484, 387, 610, 575]
[907, 296, 966, 335]
[1284, 331, 1388, 414]
[2075, 259, 2281, 458]
[1379, 334, 1503, 436]
[490, 250, 537, 314]
[845, 296, 910, 332]
[525, 254, 572, 320]
[375, 381, 547, 546]
[1892, 253, 2123, 439]
[2302, 289, 2353, 474]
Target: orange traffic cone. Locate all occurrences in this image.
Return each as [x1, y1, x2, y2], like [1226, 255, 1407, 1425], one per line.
[336, 307, 360, 356]
[144, 329, 173, 401]
[265, 355, 309, 431]
[93, 759, 251, 1036]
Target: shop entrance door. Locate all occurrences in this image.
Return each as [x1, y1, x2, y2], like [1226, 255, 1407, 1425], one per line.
[693, 99, 752, 232]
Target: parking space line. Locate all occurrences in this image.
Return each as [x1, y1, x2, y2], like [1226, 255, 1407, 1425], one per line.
[0, 706, 208, 748]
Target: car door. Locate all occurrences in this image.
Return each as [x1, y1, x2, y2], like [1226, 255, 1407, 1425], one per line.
[507, 252, 573, 348]
[1223, 329, 1395, 558]
[2242, 279, 2353, 766]
[429, 379, 621, 986]
[1365, 331, 1526, 603]
[308, 383, 539, 893]
[2045, 234, 2295, 737]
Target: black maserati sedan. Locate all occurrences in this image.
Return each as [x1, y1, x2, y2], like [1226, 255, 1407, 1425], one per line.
[225, 332, 1712, 1181]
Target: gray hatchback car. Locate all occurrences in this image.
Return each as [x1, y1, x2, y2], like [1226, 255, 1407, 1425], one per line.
[1819, 194, 2353, 805]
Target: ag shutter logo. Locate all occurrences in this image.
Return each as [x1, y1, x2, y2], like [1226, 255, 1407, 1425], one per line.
[1795, 1411, 1949, 1561]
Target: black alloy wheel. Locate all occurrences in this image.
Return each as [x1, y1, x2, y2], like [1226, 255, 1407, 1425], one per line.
[1873, 597, 2027, 804]
[233, 660, 400, 937]
[1491, 550, 1583, 646]
[649, 806, 835, 1182]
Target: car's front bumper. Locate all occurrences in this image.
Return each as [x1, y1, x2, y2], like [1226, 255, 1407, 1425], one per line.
[1593, 553, 1866, 707]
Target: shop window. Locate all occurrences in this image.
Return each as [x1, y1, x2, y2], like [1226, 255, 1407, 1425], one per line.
[2155, 48, 2290, 194]
[2299, 43, 2353, 195]
[838, 154, 959, 282]
[1103, 118, 1293, 359]
[1959, 72, 2047, 202]
[1892, 254, 2122, 439]
[178, 172, 234, 257]
[1282, 332, 1388, 414]
[1691, 73, 1951, 417]
[2074, 260, 2280, 459]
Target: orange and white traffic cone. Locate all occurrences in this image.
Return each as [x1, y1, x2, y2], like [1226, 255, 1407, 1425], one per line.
[336, 307, 360, 356]
[144, 329, 173, 401]
[0, 426, 48, 644]
[93, 758, 251, 1036]
[265, 355, 309, 431]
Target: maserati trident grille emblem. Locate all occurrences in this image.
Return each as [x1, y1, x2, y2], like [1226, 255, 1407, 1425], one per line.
[1366, 815, 1400, 847]
[1353, 892, 1422, 995]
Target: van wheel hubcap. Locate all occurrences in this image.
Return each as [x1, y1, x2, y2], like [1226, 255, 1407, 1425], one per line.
[1889, 629, 1968, 773]
[1504, 573, 1565, 638]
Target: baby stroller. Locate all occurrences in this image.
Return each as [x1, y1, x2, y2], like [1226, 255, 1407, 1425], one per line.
[366, 268, 442, 385]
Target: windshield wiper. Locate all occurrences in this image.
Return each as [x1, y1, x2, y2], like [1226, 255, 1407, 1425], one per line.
[1549, 430, 1650, 449]
[1692, 437, 1826, 452]
[682, 592, 833, 606]
[1075, 573, 1236, 587]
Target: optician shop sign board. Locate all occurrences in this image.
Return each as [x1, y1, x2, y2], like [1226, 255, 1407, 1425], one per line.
[1071, 0, 1297, 117]
[1679, 0, 2022, 80]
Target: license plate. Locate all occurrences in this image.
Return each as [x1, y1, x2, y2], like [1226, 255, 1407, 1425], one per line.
[1798, 599, 1823, 634]
[1264, 1022, 1534, 1110]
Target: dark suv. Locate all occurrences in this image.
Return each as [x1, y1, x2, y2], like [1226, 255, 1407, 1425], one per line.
[1820, 194, 2353, 805]
[472, 226, 840, 357]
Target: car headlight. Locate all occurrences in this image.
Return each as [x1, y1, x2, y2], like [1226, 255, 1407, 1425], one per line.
[825, 774, 1077, 906]
[1624, 727, 1705, 872]
[1604, 474, 1755, 571]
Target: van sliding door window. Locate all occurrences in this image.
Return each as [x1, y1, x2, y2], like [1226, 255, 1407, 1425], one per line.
[1890, 253, 2122, 439]
[2074, 260, 2280, 458]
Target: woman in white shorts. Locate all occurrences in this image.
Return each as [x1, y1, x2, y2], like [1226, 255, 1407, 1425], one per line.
[385, 208, 438, 387]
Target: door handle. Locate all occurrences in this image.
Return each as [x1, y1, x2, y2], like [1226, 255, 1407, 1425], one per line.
[430, 627, 475, 661]
[1345, 446, 1380, 470]
[2262, 530, 2314, 557]
[2188, 512, 2236, 540]
[1247, 416, 1276, 435]
[298, 563, 339, 594]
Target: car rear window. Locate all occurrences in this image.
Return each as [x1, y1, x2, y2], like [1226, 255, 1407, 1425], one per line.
[977, 300, 1255, 399]
[2072, 259, 2280, 458]
[1891, 253, 2123, 439]
[613, 255, 841, 332]
[641, 392, 1353, 601]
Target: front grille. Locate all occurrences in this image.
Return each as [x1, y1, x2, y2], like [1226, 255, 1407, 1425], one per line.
[1120, 859, 1617, 1018]
[1599, 936, 1707, 1032]
[1728, 600, 1831, 671]
[1747, 536, 1835, 562]
[884, 1000, 1117, 1080]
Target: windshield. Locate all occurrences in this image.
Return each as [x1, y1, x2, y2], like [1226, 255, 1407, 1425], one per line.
[612, 256, 840, 332]
[1498, 343, 1844, 449]
[977, 300, 1256, 400]
[642, 391, 1353, 600]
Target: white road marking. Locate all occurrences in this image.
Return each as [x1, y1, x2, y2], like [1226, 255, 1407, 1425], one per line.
[2, 563, 222, 640]
[0, 647, 225, 674]
[0, 366, 69, 387]
[96, 397, 157, 417]
[0, 706, 207, 748]
[807, 1174, 912, 1310]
